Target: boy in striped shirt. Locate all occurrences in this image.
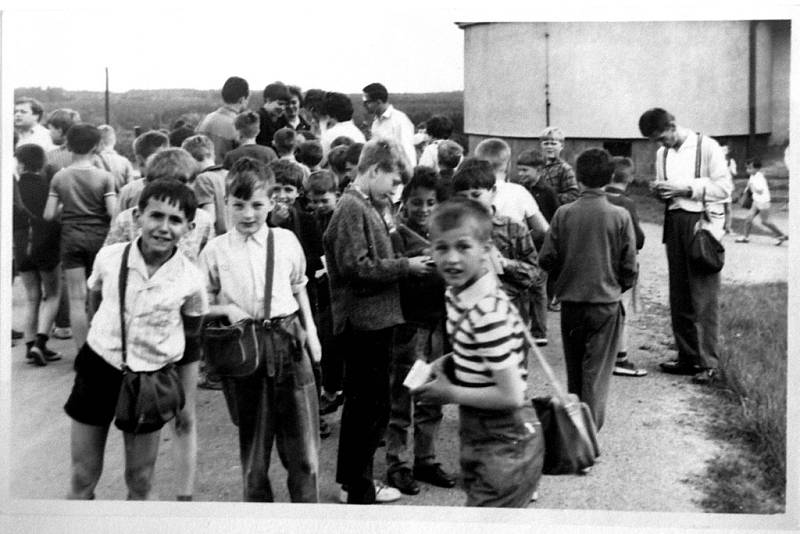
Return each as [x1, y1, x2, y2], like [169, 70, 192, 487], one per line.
[413, 197, 543, 507]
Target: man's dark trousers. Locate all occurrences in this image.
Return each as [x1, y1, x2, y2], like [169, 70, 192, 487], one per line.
[663, 209, 720, 371]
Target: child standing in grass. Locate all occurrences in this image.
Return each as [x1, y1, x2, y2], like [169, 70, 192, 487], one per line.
[735, 157, 788, 246]
[538, 148, 638, 430]
[414, 196, 543, 508]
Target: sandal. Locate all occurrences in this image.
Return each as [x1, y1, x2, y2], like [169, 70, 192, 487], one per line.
[613, 360, 647, 377]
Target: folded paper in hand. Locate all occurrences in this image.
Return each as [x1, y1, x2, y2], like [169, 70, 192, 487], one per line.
[403, 359, 432, 390]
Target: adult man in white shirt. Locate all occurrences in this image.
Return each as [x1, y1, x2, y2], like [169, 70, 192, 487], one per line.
[14, 97, 54, 151]
[319, 92, 366, 157]
[639, 108, 732, 385]
[362, 83, 416, 169]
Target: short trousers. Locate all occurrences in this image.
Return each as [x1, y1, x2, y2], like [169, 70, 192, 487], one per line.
[13, 227, 60, 273]
[60, 224, 109, 272]
[64, 343, 123, 427]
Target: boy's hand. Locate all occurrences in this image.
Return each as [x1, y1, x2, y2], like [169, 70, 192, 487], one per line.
[408, 255, 435, 276]
[226, 305, 251, 324]
[652, 182, 692, 200]
[271, 202, 291, 225]
[413, 373, 454, 405]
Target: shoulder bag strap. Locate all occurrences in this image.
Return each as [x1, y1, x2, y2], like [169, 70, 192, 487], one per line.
[264, 228, 275, 320]
[118, 243, 132, 367]
[661, 147, 669, 181]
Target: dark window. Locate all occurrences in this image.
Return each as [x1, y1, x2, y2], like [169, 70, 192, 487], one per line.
[603, 141, 632, 157]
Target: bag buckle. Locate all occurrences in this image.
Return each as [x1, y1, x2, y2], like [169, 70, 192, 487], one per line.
[261, 318, 274, 330]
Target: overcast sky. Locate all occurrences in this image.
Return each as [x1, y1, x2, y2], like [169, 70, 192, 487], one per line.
[5, 6, 465, 94]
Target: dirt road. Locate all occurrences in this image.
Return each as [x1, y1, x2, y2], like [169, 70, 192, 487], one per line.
[6, 217, 788, 511]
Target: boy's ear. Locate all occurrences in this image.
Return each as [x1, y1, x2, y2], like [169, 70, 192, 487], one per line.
[132, 207, 140, 219]
[188, 220, 196, 231]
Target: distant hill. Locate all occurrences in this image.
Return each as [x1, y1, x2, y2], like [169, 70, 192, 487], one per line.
[15, 87, 464, 160]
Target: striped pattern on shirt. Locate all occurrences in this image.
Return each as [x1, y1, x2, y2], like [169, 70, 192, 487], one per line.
[446, 288, 528, 388]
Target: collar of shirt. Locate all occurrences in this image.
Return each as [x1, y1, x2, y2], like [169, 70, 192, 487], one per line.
[231, 223, 269, 246]
[604, 185, 625, 195]
[580, 188, 606, 199]
[447, 271, 498, 311]
[127, 236, 184, 281]
[377, 104, 395, 122]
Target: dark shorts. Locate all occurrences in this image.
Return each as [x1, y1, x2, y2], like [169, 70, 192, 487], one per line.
[64, 343, 123, 427]
[60, 224, 109, 272]
[13, 228, 60, 273]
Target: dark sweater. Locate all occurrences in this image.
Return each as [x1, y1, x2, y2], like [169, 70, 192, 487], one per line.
[603, 185, 645, 251]
[323, 187, 410, 333]
[539, 189, 637, 303]
[396, 220, 446, 326]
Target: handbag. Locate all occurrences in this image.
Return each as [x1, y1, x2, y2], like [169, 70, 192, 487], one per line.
[520, 320, 600, 475]
[689, 188, 725, 274]
[741, 186, 753, 209]
[201, 227, 274, 377]
[114, 243, 186, 435]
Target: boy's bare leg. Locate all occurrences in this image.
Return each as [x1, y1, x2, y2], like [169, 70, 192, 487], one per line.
[123, 430, 162, 500]
[38, 266, 62, 336]
[19, 271, 42, 344]
[171, 361, 199, 499]
[64, 267, 89, 352]
[68, 421, 110, 499]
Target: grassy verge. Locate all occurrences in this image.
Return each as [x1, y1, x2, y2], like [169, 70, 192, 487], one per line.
[695, 281, 787, 513]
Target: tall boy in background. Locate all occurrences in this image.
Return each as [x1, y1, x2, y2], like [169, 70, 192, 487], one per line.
[539, 148, 637, 430]
[197, 76, 250, 164]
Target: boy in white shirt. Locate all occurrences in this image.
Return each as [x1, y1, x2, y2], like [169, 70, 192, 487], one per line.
[199, 157, 322, 502]
[735, 157, 788, 245]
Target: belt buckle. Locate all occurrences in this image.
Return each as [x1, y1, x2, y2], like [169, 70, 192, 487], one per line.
[261, 318, 274, 330]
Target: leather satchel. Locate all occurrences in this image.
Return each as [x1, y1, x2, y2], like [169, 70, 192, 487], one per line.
[201, 228, 274, 378]
[689, 188, 725, 274]
[114, 243, 186, 435]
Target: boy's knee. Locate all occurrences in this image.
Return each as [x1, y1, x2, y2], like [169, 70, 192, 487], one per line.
[173, 409, 195, 437]
[70, 463, 102, 497]
[125, 466, 154, 499]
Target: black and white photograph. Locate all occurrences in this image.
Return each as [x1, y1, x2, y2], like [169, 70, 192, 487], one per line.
[1, 1, 797, 533]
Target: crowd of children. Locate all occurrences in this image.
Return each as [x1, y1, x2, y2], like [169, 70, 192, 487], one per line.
[11, 79, 775, 508]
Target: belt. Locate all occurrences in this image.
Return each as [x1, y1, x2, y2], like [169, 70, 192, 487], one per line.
[259, 311, 299, 330]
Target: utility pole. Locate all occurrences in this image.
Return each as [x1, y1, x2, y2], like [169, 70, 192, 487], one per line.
[104, 67, 110, 125]
[544, 30, 551, 127]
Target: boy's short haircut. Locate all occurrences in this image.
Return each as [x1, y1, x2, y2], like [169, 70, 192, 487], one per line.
[145, 148, 197, 183]
[287, 85, 303, 104]
[221, 76, 250, 105]
[437, 140, 464, 170]
[611, 156, 634, 184]
[539, 126, 566, 143]
[14, 143, 46, 173]
[362, 82, 389, 103]
[97, 124, 117, 149]
[272, 127, 298, 156]
[46, 108, 81, 133]
[268, 159, 305, 190]
[138, 178, 198, 222]
[345, 143, 364, 165]
[228, 157, 275, 200]
[517, 149, 546, 168]
[263, 81, 290, 102]
[331, 136, 354, 149]
[168, 125, 195, 148]
[133, 130, 170, 160]
[296, 140, 323, 168]
[401, 166, 445, 202]
[430, 196, 493, 243]
[66, 124, 102, 155]
[322, 92, 354, 122]
[745, 157, 763, 169]
[181, 134, 215, 162]
[452, 157, 496, 192]
[307, 169, 338, 194]
[425, 115, 454, 140]
[327, 145, 350, 174]
[474, 138, 511, 173]
[638, 108, 674, 138]
[15, 97, 45, 120]
[356, 138, 403, 176]
[575, 148, 614, 188]
[234, 110, 261, 139]
[303, 89, 326, 115]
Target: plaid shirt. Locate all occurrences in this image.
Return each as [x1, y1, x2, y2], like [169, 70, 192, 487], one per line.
[541, 158, 579, 205]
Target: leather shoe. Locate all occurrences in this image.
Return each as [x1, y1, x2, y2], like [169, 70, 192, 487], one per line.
[413, 463, 456, 488]
[659, 360, 703, 376]
[692, 368, 718, 385]
[388, 468, 420, 495]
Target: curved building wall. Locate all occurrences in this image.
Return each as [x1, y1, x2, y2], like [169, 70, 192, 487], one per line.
[463, 21, 777, 139]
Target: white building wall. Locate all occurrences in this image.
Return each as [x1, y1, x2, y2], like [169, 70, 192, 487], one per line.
[464, 21, 779, 139]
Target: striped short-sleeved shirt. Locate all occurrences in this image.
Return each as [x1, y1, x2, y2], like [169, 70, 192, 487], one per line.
[445, 272, 528, 388]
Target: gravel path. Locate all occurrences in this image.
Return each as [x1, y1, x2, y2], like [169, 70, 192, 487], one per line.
[7, 218, 788, 512]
